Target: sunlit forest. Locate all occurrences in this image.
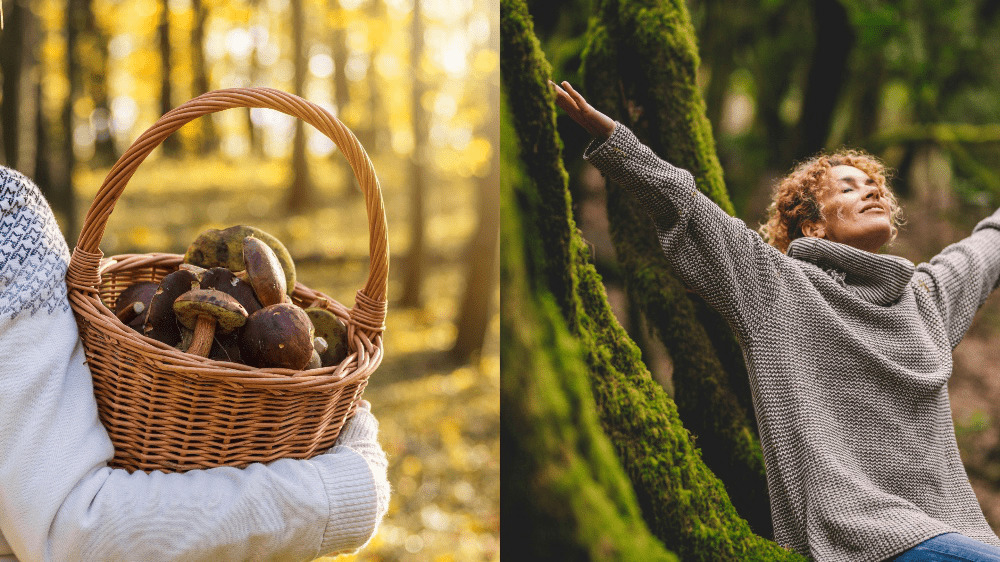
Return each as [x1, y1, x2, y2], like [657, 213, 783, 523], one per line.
[503, 0, 1000, 558]
[1, 0, 499, 559]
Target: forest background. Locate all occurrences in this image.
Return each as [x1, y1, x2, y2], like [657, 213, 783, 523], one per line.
[0, 0, 499, 560]
[503, 0, 1000, 558]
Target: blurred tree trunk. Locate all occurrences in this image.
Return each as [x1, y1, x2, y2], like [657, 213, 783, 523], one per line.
[329, 0, 356, 195]
[451, 0, 499, 361]
[358, 0, 386, 152]
[583, 0, 771, 537]
[46, 0, 78, 242]
[0, 0, 27, 168]
[502, 1, 803, 558]
[287, 0, 314, 213]
[81, 0, 115, 166]
[791, 0, 854, 160]
[400, 0, 427, 308]
[157, 0, 180, 156]
[191, 0, 217, 152]
[246, 0, 263, 156]
[330, 0, 361, 197]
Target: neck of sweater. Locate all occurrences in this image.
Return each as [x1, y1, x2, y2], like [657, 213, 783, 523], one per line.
[786, 237, 915, 305]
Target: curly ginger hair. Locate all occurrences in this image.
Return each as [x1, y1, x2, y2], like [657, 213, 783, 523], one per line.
[759, 149, 904, 253]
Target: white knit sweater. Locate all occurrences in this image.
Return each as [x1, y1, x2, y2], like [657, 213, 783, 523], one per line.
[585, 123, 1000, 561]
[0, 167, 390, 561]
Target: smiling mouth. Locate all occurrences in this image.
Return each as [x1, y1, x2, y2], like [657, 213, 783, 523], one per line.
[860, 204, 886, 214]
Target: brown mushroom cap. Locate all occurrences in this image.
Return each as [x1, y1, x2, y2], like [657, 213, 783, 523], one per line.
[174, 289, 249, 334]
[183, 225, 296, 296]
[239, 303, 314, 370]
[143, 270, 201, 345]
[200, 267, 263, 315]
[173, 289, 249, 357]
[242, 236, 287, 307]
[305, 307, 349, 366]
[115, 281, 158, 330]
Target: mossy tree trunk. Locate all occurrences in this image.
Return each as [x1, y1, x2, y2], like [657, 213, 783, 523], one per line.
[501, 98, 675, 561]
[582, 0, 771, 537]
[501, 0, 803, 558]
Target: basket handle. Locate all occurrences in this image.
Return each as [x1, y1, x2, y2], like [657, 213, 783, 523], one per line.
[68, 87, 388, 332]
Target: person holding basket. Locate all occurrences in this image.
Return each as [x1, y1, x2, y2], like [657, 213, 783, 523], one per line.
[0, 166, 391, 561]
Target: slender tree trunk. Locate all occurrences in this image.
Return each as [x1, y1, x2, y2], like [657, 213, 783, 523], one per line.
[247, 0, 263, 156]
[0, 0, 27, 167]
[286, 0, 313, 213]
[330, 0, 355, 194]
[792, 0, 854, 160]
[82, 0, 115, 166]
[583, 0, 771, 537]
[158, 0, 180, 156]
[191, 0, 216, 152]
[400, 0, 427, 308]
[358, 0, 386, 152]
[451, 0, 499, 359]
[501, 1, 802, 557]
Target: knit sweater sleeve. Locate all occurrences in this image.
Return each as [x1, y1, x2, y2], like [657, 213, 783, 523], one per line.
[0, 167, 389, 562]
[583, 123, 780, 339]
[915, 208, 1000, 348]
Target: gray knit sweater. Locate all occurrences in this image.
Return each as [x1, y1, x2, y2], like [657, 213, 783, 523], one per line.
[584, 123, 1000, 562]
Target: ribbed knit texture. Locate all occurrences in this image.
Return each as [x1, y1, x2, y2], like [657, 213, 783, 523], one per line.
[0, 167, 389, 562]
[584, 124, 1000, 562]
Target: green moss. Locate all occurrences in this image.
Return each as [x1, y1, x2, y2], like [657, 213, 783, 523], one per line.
[502, 97, 676, 561]
[581, 0, 772, 536]
[502, 0, 805, 557]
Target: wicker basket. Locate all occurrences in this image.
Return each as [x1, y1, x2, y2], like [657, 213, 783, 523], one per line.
[65, 88, 389, 473]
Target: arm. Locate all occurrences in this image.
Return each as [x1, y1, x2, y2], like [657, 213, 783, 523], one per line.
[581, 121, 781, 339]
[0, 167, 389, 561]
[914, 208, 1000, 348]
[552, 80, 780, 338]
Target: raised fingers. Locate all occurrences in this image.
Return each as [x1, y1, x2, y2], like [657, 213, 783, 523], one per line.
[561, 81, 590, 110]
[549, 80, 579, 112]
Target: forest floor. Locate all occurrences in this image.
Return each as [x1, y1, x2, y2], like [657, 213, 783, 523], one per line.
[74, 153, 500, 561]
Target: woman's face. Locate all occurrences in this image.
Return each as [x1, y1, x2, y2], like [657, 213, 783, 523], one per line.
[803, 165, 892, 253]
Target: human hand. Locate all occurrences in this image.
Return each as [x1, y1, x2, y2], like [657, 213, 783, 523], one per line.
[549, 80, 616, 140]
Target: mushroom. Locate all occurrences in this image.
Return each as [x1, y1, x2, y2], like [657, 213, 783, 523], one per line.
[143, 270, 201, 346]
[200, 267, 263, 315]
[305, 307, 349, 366]
[115, 281, 158, 330]
[239, 303, 314, 369]
[183, 225, 296, 296]
[240, 236, 288, 306]
[173, 289, 249, 357]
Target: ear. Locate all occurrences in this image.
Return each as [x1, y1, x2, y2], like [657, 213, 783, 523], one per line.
[801, 221, 826, 239]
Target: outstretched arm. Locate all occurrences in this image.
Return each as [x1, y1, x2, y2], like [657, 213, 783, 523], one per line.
[0, 167, 389, 561]
[914, 208, 1000, 348]
[552, 81, 781, 339]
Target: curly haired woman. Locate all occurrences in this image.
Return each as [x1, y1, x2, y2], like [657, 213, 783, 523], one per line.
[552, 79, 1000, 562]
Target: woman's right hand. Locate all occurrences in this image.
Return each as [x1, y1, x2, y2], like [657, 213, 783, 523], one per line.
[550, 80, 616, 141]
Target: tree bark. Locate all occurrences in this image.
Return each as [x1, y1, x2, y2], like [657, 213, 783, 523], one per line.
[191, 0, 217, 152]
[287, 0, 314, 213]
[501, 1, 802, 558]
[0, 0, 27, 168]
[451, 0, 499, 360]
[502, 96, 674, 561]
[583, 0, 771, 537]
[158, 0, 180, 156]
[400, 0, 427, 307]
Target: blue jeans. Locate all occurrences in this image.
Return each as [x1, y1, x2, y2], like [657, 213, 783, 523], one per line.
[892, 533, 1000, 561]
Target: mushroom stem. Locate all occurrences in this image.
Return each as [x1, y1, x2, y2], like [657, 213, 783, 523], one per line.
[187, 315, 218, 356]
[116, 301, 145, 324]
